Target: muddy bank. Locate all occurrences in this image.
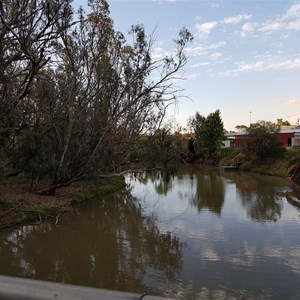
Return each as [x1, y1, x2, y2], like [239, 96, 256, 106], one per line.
[0, 176, 126, 228]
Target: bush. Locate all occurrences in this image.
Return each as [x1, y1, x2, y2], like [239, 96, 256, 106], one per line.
[218, 148, 241, 165]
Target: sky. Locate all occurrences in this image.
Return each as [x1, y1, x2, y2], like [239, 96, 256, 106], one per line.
[74, 0, 300, 131]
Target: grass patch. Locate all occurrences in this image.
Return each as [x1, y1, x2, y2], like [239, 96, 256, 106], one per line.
[219, 148, 242, 166]
[256, 165, 271, 175]
[22, 207, 59, 223]
[69, 176, 127, 206]
[91, 177, 127, 199]
[221, 147, 300, 178]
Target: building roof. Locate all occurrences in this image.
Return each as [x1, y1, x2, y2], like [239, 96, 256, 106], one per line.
[225, 127, 300, 138]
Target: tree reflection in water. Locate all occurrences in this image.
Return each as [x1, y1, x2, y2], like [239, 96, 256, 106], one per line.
[191, 168, 225, 216]
[285, 184, 300, 211]
[136, 167, 226, 216]
[224, 172, 300, 222]
[133, 170, 175, 195]
[133, 167, 299, 224]
[225, 172, 286, 222]
[0, 188, 183, 296]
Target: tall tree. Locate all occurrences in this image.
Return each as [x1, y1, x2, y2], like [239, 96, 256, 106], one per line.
[3, 0, 193, 194]
[136, 123, 182, 168]
[189, 110, 225, 158]
[0, 0, 74, 177]
[0, 0, 73, 129]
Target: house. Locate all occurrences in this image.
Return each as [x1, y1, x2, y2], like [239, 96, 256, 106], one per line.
[224, 127, 300, 148]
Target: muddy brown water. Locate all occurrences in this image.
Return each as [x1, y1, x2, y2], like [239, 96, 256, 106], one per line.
[1, 166, 300, 299]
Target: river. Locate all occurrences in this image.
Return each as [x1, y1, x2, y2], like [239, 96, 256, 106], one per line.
[0, 166, 300, 299]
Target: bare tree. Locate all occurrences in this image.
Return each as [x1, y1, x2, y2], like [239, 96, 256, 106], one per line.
[1, 0, 193, 194]
[0, 0, 73, 125]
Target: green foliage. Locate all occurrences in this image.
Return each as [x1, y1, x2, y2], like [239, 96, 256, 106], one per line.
[132, 127, 182, 168]
[10, 128, 58, 181]
[0, 0, 193, 193]
[92, 177, 127, 198]
[256, 165, 271, 175]
[286, 148, 300, 165]
[187, 112, 205, 133]
[244, 121, 283, 159]
[239, 161, 252, 171]
[0, 200, 11, 211]
[189, 110, 225, 158]
[218, 147, 241, 165]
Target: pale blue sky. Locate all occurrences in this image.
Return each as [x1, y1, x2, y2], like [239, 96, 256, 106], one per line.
[74, 0, 300, 131]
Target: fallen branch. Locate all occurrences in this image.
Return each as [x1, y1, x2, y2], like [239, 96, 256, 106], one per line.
[0, 202, 23, 217]
[98, 167, 164, 178]
[6, 169, 23, 177]
[98, 169, 145, 178]
[21, 209, 54, 218]
[37, 167, 163, 195]
[38, 173, 86, 195]
[55, 213, 61, 225]
[180, 156, 189, 165]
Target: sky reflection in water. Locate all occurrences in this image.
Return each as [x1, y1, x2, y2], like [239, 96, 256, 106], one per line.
[128, 167, 300, 299]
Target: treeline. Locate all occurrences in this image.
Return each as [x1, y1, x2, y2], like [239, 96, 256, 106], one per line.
[0, 0, 192, 194]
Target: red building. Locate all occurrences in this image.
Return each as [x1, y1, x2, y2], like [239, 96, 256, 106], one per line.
[225, 128, 300, 148]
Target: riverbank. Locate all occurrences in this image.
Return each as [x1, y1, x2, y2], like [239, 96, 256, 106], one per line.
[0, 176, 126, 228]
[2, 148, 300, 229]
[219, 147, 300, 179]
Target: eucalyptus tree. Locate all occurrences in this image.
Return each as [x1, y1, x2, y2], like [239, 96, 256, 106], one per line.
[187, 111, 205, 134]
[0, 0, 74, 173]
[17, 0, 193, 194]
[136, 124, 182, 169]
[0, 0, 73, 127]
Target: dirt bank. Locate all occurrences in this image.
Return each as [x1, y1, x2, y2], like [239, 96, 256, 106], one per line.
[0, 176, 126, 228]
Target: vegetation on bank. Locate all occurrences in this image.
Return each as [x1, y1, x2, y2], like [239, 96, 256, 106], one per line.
[219, 147, 300, 177]
[2, 127, 300, 228]
[0, 0, 193, 227]
[0, 176, 126, 228]
[0, 0, 193, 197]
[220, 121, 300, 182]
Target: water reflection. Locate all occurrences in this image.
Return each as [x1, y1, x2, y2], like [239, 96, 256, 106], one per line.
[231, 173, 284, 222]
[131, 169, 300, 299]
[220, 171, 300, 223]
[285, 184, 300, 211]
[139, 167, 290, 222]
[0, 189, 183, 296]
[191, 169, 225, 216]
[134, 170, 176, 195]
[1, 168, 300, 299]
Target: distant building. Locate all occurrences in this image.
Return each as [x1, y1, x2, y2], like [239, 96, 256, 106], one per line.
[224, 127, 300, 148]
